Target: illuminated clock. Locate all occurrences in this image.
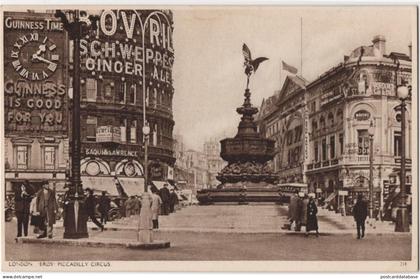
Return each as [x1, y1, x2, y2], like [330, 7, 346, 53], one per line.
[10, 32, 60, 81]
[124, 162, 136, 177]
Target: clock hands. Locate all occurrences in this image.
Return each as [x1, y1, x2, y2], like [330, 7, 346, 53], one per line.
[32, 53, 54, 65]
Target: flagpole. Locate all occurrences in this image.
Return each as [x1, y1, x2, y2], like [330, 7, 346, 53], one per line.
[300, 17, 303, 77]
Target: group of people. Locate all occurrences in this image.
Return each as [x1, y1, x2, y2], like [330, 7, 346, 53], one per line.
[14, 180, 58, 240]
[287, 191, 319, 237]
[286, 191, 370, 239]
[149, 183, 179, 229]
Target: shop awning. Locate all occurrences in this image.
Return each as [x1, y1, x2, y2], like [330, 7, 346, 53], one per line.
[118, 177, 144, 197]
[81, 176, 119, 196]
[152, 180, 175, 190]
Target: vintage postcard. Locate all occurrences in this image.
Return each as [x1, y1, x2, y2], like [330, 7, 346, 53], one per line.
[1, 5, 418, 272]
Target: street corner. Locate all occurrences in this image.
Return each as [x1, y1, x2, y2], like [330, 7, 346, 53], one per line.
[126, 240, 171, 250]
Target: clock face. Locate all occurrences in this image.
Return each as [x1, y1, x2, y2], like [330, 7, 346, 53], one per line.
[10, 32, 60, 81]
[124, 162, 136, 177]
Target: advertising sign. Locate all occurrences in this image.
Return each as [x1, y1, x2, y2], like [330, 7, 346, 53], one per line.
[4, 12, 67, 135]
[80, 10, 174, 98]
[96, 125, 121, 143]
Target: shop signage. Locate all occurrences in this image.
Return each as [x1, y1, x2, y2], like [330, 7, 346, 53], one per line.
[4, 16, 63, 31]
[320, 87, 343, 107]
[96, 126, 121, 143]
[354, 110, 371, 121]
[85, 147, 138, 157]
[338, 190, 348, 196]
[80, 10, 174, 87]
[4, 12, 67, 135]
[371, 82, 394, 96]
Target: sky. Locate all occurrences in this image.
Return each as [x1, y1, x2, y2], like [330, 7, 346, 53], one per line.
[171, 6, 415, 151]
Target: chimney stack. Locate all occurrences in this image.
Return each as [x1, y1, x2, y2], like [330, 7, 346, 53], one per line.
[372, 35, 386, 58]
[408, 42, 412, 60]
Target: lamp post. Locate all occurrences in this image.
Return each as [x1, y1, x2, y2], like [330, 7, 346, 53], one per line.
[368, 120, 375, 219]
[55, 10, 99, 239]
[395, 85, 410, 232]
[142, 123, 150, 191]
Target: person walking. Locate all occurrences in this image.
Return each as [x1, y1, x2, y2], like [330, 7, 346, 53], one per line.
[169, 189, 179, 213]
[352, 194, 368, 239]
[133, 196, 142, 215]
[305, 196, 319, 237]
[151, 189, 163, 229]
[34, 181, 58, 239]
[84, 188, 104, 231]
[15, 181, 32, 239]
[159, 183, 170, 215]
[98, 191, 111, 225]
[125, 196, 136, 217]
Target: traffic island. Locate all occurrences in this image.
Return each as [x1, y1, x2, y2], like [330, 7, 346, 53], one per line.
[17, 236, 170, 250]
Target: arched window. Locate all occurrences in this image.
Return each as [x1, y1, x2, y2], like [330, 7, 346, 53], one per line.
[328, 112, 334, 126]
[320, 115, 326, 128]
[312, 120, 318, 132]
[337, 109, 343, 123]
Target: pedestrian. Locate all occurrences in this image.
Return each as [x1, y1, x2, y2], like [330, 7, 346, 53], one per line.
[133, 196, 142, 215]
[151, 188, 163, 229]
[159, 183, 170, 215]
[98, 191, 111, 225]
[33, 180, 58, 239]
[352, 194, 368, 239]
[169, 189, 179, 213]
[305, 196, 319, 237]
[288, 191, 300, 231]
[300, 194, 310, 229]
[125, 196, 136, 217]
[15, 181, 32, 239]
[84, 188, 104, 231]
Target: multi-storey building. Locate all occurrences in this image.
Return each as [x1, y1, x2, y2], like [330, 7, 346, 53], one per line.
[258, 35, 412, 213]
[4, 12, 70, 197]
[4, 10, 176, 199]
[203, 138, 226, 188]
[76, 10, 176, 195]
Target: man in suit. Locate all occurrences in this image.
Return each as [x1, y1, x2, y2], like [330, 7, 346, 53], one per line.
[84, 188, 104, 231]
[353, 194, 368, 239]
[15, 180, 32, 238]
[34, 180, 58, 239]
[159, 183, 170, 215]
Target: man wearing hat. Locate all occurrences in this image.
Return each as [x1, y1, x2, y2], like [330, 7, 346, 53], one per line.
[33, 180, 58, 239]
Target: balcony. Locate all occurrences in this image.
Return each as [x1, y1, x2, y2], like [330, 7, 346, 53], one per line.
[322, 160, 330, 167]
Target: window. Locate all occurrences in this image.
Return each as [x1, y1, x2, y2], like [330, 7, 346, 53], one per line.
[357, 129, 369, 155]
[103, 81, 113, 99]
[16, 146, 28, 169]
[328, 112, 334, 126]
[310, 101, 316, 113]
[294, 126, 302, 143]
[44, 146, 55, 170]
[330, 135, 335, 159]
[337, 109, 343, 123]
[339, 133, 344, 155]
[394, 131, 402, 156]
[322, 138, 327, 161]
[117, 82, 125, 103]
[320, 116, 326, 128]
[120, 119, 127, 143]
[312, 120, 318, 132]
[128, 84, 136, 104]
[86, 116, 97, 142]
[86, 78, 97, 101]
[130, 120, 137, 144]
[314, 141, 319, 162]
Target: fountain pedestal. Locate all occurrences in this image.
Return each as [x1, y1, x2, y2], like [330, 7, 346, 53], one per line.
[197, 88, 280, 204]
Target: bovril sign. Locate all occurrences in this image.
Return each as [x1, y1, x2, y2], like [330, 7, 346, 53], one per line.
[354, 110, 371, 121]
[80, 10, 174, 86]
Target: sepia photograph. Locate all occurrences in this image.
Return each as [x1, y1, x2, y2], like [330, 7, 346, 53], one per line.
[1, 4, 418, 273]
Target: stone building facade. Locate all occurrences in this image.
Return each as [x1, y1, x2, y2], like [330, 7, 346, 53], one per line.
[258, 35, 412, 213]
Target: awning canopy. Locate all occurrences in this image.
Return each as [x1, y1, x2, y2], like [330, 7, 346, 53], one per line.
[152, 180, 175, 191]
[118, 177, 144, 197]
[81, 176, 119, 196]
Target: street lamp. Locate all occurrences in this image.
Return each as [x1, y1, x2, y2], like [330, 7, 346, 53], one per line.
[395, 85, 410, 232]
[142, 123, 150, 192]
[55, 10, 99, 239]
[368, 120, 375, 219]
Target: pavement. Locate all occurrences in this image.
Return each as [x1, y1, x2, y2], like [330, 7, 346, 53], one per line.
[4, 204, 412, 261]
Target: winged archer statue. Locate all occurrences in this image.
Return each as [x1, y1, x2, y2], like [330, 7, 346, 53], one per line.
[242, 43, 269, 89]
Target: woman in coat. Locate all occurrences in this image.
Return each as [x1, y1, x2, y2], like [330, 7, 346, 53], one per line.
[151, 189, 163, 229]
[305, 197, 319, 237]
